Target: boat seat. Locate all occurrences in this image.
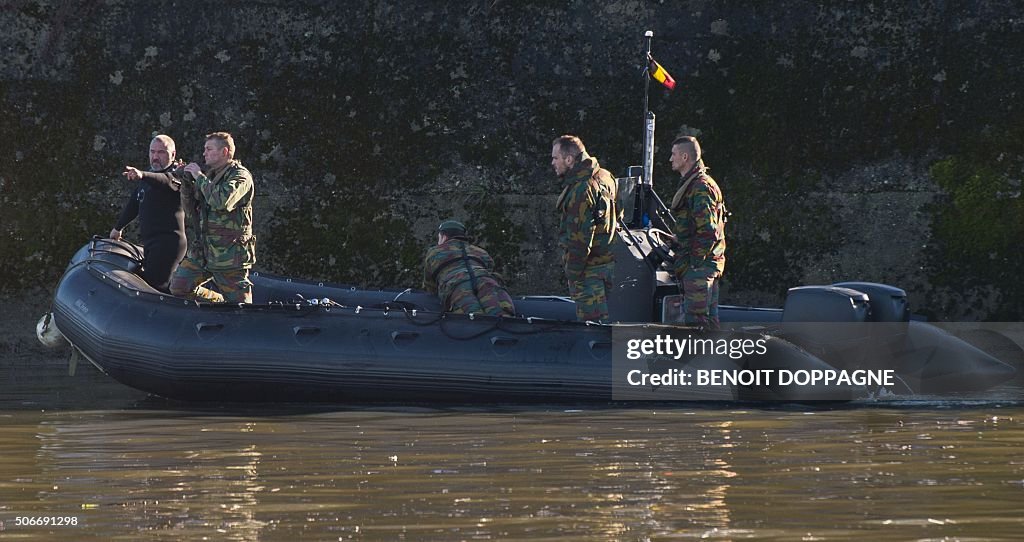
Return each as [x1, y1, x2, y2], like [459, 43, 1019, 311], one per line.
[104, 268, 162, 295]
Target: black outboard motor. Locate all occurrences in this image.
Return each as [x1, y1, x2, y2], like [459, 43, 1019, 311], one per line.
[781, 285, 872, 368]
[833, 282, 910, 323]
[780, 282, 912, 374]
[833, 282, 911, 371]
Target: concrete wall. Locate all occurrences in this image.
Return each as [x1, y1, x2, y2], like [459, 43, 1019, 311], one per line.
[1, 1, 1021, 319]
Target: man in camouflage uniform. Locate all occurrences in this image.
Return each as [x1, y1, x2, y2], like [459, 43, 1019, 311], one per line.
[668, 136, 726, 329]
[550, 135, 619, 322]
[423, 220, 516, 317]
[169, 132, 256, 304]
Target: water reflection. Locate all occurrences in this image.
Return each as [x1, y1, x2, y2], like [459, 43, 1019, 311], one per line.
[34, 416, 272, 540]
[2, 362, 1024, 540]
[8, 407, 1017, 540]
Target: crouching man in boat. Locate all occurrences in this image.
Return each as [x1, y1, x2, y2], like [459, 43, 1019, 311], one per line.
[169, 132, 256, 304]
[550, 135, 619, 322]
[667, 136, 726, 329]
[423, 220, 516, 317]
[109, 134, 187, 293]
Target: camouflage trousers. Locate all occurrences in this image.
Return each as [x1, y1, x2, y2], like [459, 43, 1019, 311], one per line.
[169, 256, 253, 304]
[680, 266, 721, 330]
[569, 262, 613, 322]
[446, 277, 516, 317]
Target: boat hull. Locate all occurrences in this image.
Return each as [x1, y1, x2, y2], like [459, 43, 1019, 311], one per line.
[48, 240, 1016, 403]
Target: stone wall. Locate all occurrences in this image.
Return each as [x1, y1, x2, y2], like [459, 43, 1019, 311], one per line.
[1, 1, 1021, 319]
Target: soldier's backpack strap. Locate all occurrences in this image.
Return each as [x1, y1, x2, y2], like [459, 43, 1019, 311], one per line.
[554, 184, 571, 211]
[430, 247, 489, 286]
[590, 170, 617, 235]
[670, 176, 697, 212]
[436, 245, 490, 310]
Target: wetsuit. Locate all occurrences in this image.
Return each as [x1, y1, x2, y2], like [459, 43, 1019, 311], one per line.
[114, 165, 187, 292]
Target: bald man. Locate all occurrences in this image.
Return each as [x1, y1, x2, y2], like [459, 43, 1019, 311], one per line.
[111, 134, 187, 293]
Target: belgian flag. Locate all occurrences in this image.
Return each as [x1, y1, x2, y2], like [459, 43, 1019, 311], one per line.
[648, 55, 676, 91]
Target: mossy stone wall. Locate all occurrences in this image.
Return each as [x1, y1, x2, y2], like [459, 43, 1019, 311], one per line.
[1, 1, 1021, 319]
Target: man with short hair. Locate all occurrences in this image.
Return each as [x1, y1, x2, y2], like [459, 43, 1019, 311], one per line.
[550, 135, 619, 321]
[667, 135, 726, 329]
[423, 220, 515, 317]
[169, 132, 256, 303]
[110, 134, 187, 293]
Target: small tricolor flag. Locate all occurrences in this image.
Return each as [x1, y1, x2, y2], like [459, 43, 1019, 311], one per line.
[648, 55, 676, 91]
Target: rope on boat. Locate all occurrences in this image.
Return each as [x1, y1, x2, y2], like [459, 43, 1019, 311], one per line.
[397, 305, 568, 341]
[50, 236, 146, 296]
[264, 294, 566, 341]
[60, 238, 589, 344]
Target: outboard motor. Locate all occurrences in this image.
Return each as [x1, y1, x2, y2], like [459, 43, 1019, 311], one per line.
[781, 283, 912, 373]
[781, 285, 872, 368]
[783, 286, 871, 322]
[833, 281, 910, 323]
[835, 281, 910, 357]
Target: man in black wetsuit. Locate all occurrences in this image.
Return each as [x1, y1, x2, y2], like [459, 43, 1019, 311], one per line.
[110, 134, 187, 293]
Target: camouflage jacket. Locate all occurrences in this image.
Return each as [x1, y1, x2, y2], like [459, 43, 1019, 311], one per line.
[669, 163, 726, 275]
[422, 238, 501, 306]
[180, 160, 256, 270]
[556, 155, 619, 283]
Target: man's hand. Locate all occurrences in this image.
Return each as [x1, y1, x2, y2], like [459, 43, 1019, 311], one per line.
[109, 228, 122, 241]
[183, 163, 202, 180]
[122, 166, 142, 181]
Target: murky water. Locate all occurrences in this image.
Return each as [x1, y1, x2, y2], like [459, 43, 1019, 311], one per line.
[2, 357, 1023, 541]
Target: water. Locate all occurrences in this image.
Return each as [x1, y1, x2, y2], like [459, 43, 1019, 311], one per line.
[2, 356, 1023, 541]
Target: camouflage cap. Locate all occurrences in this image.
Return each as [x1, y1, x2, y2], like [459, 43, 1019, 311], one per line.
[438, 220, 468, 237]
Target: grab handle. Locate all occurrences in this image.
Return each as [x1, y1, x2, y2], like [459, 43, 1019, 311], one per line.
[293, 325, 321, 345]
[195, 322, 224, 341]
[391, 331, 419, 348]
[293, 326, 321, 337]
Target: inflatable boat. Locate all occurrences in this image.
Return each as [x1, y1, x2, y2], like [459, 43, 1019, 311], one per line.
[38, 231, 1016, 404]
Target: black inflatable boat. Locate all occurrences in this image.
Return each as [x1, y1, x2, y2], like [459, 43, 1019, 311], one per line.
[38, 236, 1016, 403]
